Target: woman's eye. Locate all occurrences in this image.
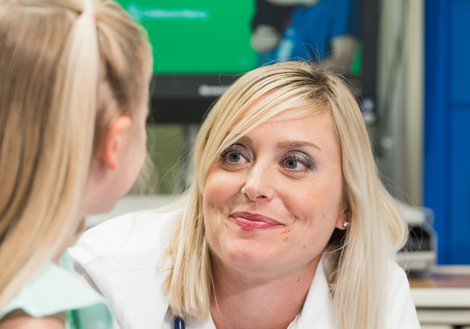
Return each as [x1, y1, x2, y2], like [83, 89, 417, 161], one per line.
[227, 152, 242, 163]
[281, 153, 314, 172]
[221, 144, 250, 166]
[285, 159, 303, 169]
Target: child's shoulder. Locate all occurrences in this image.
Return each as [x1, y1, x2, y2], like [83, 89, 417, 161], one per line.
[0, 311, 65, 329]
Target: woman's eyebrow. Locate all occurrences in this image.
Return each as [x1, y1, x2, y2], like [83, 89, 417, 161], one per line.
[238, 135, 253, 145]
[276, 140, 322, 151]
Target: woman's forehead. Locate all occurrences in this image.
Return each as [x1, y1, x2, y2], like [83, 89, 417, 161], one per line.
[227, 110, 335, 144]
[264, 105, 330, 123]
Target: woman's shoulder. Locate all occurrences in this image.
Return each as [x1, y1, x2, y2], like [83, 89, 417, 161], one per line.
[68, 208, 185, 328]
[388, 260, 408, 284]
[386, 260, 421, 328]
[69, 207, 184, 264]
[386, 260, 413, 301]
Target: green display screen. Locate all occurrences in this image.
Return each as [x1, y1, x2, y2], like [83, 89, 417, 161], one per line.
[117, 1, 258, 74]
[117, 0, 363, 76]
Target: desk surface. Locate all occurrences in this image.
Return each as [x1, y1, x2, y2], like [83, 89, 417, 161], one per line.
[410, 269, 470, 308]
[410, 273, 470, 288]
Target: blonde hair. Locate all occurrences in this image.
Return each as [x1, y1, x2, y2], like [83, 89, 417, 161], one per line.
[162, 61, 406, 329]
[0, 0, 151, 310]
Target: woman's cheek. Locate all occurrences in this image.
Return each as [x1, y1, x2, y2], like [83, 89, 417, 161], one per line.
[205, 169, 244, 210]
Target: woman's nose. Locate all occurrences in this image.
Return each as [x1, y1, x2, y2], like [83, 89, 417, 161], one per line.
[241, 161, 274, 202]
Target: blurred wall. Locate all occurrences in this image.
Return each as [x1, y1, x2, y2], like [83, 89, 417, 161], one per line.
[377, 0, 424, 206]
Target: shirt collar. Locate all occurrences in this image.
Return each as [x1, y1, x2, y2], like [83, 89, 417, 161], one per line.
[289, 257, 335, 329]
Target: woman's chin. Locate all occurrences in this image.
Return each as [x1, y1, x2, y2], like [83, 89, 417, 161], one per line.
[219, 241, 282, 271]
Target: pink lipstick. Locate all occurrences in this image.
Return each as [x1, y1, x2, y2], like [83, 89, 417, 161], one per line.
[230, 212, 283, 231]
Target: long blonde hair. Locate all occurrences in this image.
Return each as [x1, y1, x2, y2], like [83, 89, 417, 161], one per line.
[162, 61, 406, 329]
[0, 0, 151, 310]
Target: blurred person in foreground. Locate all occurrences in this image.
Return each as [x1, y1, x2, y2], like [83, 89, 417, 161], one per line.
[0, 0, 152, 327]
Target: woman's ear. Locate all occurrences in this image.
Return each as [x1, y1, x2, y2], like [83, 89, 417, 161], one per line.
[335, 203, 350, 230]
[99, 116, 132, 170]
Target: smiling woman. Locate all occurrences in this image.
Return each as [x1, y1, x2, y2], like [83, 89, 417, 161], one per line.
[70, 61, 420, 329]
[203, 112, 347, 277]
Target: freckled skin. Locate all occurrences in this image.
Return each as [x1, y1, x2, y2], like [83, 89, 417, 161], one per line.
[203, 111, 348, 278]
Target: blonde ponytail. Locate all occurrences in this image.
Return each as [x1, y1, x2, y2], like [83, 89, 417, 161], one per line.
[0, 0, 151, 310]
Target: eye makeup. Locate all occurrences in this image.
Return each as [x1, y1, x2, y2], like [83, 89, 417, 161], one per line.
[280, 151, 315, 172]
[220, 143, 251, 167]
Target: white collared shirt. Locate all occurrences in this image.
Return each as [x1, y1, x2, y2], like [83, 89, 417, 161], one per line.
[69, 208, 420, 329]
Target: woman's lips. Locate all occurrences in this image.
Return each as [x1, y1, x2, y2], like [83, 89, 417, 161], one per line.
[230, 212, 284, 231]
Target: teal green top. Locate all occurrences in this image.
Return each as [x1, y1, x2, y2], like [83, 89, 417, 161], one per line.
[0, 252, 113, 329]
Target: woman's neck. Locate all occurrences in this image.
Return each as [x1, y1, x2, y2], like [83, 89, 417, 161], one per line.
[210, 256, 321, 329]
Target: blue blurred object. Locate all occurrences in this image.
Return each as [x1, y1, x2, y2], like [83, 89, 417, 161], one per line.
[425, 0, 470, 264]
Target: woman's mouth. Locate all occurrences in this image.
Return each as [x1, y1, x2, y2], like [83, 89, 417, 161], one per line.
[230, 212, 284, 231]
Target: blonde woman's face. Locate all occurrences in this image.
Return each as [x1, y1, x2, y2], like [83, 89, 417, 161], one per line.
[203, 110, 347, 275]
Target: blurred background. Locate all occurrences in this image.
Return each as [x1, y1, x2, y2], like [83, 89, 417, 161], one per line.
[86, 2, 470, 326]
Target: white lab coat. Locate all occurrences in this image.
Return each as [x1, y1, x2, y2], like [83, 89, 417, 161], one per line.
[69, 208, 421, 329]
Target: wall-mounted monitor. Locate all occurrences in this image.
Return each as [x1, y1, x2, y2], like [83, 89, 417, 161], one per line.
[117, 0, 379, 124]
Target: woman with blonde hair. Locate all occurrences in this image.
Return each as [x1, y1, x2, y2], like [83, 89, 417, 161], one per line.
[0, 0, 152, 327]
[70, 61, 420, 329]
